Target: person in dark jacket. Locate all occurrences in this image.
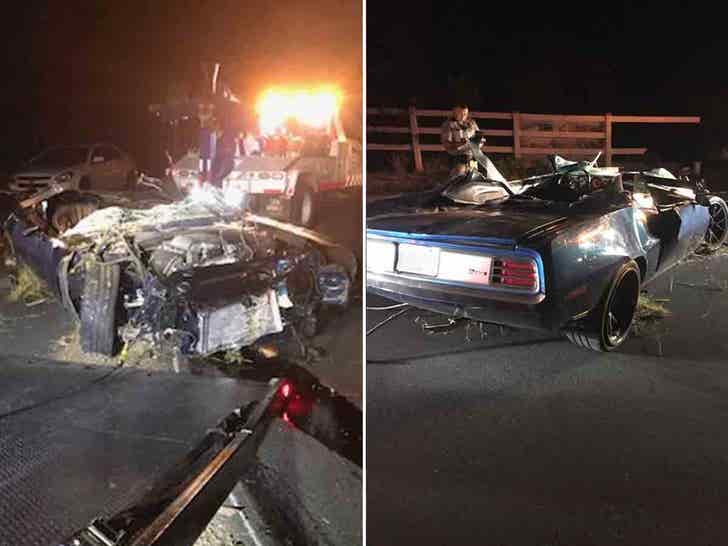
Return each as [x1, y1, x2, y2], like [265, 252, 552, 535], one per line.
[210, 124, 237, 188]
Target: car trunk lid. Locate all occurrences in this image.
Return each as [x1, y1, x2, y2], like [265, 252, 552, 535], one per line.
[367, 208, 571, 248]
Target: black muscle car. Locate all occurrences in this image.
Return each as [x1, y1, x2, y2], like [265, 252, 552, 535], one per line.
[366, 145, 728, 352]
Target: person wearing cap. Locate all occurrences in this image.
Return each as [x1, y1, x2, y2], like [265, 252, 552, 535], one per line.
[440, 104, 482, 177]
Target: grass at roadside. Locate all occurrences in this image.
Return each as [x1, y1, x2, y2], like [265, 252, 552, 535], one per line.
[7, 264, 51, 305]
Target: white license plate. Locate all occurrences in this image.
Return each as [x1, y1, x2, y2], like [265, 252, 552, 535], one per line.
[437, 250, 491, 285]
[396, 243, 440, 276]
[367, 239, 396, 273]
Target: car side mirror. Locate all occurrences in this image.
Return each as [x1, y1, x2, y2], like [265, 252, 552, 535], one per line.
[92, 156, 105, 163]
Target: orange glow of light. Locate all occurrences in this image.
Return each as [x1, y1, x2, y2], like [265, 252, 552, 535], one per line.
[256, 86, 341, 135]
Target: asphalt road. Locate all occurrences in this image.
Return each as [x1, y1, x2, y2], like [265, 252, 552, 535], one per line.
[367, 250, 728, 546]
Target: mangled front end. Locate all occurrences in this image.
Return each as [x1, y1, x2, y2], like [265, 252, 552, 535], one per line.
[5, 192, 353, 357]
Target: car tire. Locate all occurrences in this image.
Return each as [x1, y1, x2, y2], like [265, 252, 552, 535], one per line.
[80, 260, 120, 356]
[49, 197, 99, 233]
[291, 181, 318, 227]
[563, 259, 641, 352]
[702, 196, 728, 253]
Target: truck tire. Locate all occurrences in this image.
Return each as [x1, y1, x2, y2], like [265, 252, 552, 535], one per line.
[291, 182, 318, 227]
[563, 260, 641, 352]
[80, 260, 121, 355]
[702, 196, 728, 253]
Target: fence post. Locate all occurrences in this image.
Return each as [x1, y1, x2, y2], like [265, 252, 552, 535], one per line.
[408, 105, 424, 172]
[513, 112, 521, 159]
[605, 112, 613, 166]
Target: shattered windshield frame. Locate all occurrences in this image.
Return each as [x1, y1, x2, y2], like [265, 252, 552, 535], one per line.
[442, 145, 626, 207]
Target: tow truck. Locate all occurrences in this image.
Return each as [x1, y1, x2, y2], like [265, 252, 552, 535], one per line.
[165, 83, 362, 228]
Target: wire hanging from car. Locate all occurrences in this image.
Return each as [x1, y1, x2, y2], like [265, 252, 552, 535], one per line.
[366, 306, 410, 336]
[366, 302, 409, 311]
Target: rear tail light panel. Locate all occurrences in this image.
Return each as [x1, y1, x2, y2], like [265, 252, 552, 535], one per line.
[367, 233, 544, 298]
[490, 258, 539, 290]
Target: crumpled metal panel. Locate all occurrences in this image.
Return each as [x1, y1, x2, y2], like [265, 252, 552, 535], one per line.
[196, 290, 283, 355]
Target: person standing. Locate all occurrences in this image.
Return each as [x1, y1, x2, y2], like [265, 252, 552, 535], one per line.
[197, 103, 216, 183]
[210, 123, 237, 187]
[440, 104, 482, 177]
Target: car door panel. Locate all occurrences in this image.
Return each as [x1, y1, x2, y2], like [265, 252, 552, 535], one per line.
[88, 146, 110, 189]
[108, 146, 127, 188]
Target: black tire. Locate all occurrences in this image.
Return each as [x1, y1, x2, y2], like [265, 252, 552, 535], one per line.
[50, 198, 99, 233]
[563, 260, 641, 352]
[80, 260, 121, 355]
[291, 181, 318, 227]
[702, 196, 728, 253]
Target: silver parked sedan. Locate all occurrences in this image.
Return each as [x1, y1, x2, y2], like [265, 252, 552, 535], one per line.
[9, 143, 137, 194]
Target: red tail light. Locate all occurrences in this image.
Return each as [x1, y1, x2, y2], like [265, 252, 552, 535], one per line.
[491, 259, 538, 289]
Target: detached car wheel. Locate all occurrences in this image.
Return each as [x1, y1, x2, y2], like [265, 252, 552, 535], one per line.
[564, 260, 641, 352]
[51, 201, 99, 233]
[703, 196, 728, 252]
[48, 193, 100, 234]
[291, 182, 318, 228]
[80, 260, 121, 355]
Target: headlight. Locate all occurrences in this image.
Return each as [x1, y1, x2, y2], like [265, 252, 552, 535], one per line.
[55, 171, 74, 183]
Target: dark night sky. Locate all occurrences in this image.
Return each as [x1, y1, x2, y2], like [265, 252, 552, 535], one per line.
[2, 1, 726, 168]
[2, 0, 362, 172]
[368, 1, 723, 113]
[367, 0, 727, 159]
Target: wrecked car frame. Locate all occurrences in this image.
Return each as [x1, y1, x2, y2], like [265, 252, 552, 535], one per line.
[4, 187, 355, 357]
[366, 143, 728, 352]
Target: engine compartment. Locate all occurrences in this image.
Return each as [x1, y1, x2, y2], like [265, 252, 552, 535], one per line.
[118, 222, 325, 355]
[6, 189, 354, 357]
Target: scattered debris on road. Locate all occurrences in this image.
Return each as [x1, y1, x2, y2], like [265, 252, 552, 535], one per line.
[6, 264, 50, 306]
[633, 293, 672, 338]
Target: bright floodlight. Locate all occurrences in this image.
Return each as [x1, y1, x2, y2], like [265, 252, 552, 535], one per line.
[256, 87, 341, 136]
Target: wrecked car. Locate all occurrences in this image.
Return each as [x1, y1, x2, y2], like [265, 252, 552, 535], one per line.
[3, 186, 354, 356]
[366, 140, 728, 352]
